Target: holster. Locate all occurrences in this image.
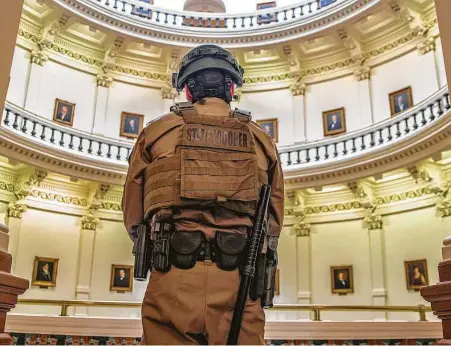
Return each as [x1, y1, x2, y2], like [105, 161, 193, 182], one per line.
[153, 222, 172, 272]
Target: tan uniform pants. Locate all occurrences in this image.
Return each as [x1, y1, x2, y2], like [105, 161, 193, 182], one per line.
[142, 261, 266, 345]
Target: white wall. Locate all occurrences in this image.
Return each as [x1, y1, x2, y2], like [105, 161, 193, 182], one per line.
[105, 82, 163, 139]
[6, 46, 30, 107]
[371, 50, 440, 123]
[436, 38, 448, 88]
[240, 89, 295, 146]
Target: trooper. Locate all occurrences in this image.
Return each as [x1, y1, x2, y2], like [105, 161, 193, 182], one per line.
[122, 44, 284, 345]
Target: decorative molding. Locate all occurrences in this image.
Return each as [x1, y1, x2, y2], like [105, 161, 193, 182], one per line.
[8, 203, 27, 219]
[290, 79, 307, 96]
[437, 200, 451, 218]
[29, 190, 89, 207]
[100, 202, 122, 212]
[30, 50, 48, 66]
[291, 223, 311, 237]
[14, 169, 48, 200]
[161, 87, 177, 100]
[81, 214, 99, 230]
[364, 214, 383, 230]
[417, 37, 436, 55]
[354, 66, 371, 81]
[374, 187, 435, 205]
[97, 73, 114, 88]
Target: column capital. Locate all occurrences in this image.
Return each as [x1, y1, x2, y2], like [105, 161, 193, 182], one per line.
[96, 73, 113, 88]
[437, 200, 451, 218]
[364, 215, 383, 230]
[354, 66, 371, 81]
[291, 222, 311, 237]
[8, 203, 27, 219]
[290, 81, 306, 97]
[417, 37, 436, 55]
[30, 50, 48, 66]
[81, 215, 99, 231]
[161, 87, 177, 100]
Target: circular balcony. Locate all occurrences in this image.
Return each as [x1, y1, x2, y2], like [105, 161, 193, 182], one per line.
[1, 86, 449, 187]
[50, 0, 380, 47]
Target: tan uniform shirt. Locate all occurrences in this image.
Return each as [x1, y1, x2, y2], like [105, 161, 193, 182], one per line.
[122, 98, 284, 240]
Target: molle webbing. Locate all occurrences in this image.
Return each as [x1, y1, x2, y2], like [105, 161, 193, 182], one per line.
[143, 106, 268, 216]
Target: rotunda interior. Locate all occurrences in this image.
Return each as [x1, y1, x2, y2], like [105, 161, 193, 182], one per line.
[1, 0, 451, 344]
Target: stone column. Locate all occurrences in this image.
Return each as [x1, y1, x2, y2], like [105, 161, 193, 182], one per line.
[6, 203, 27, 271]
[291, 83, 307, 142]
[91, 75, 113, 135]
[0, 223, 29, 345]
[74, 215, 99, 316]
[354, 67, 374, 125]
[364, 215, 387, 320]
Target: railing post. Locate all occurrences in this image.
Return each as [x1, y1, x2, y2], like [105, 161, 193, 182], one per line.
[418, 304, 427, 322]
[60, 304, 69, 317]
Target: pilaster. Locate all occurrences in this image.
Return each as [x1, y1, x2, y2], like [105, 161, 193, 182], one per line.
[161, 87, 177, 114]
[354, 66, 374, 125]
[291, 81, 307, 142]
[75, 215, 99, 316]
[92, 83, 111, 135]
[6, 203, 27, 271]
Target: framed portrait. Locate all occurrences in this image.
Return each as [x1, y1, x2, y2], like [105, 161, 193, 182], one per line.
[405, 259, 429, 290]
[330, 265, 354, 294]
[120, 112, 144, 139]
[275, 269, 280, 296]
[257, 1, 277, 24]
[32, 257, 59, 288]
[110, 264, 134, 292]
[53, 99, 75, 126]
[389, 86, 413, 116]
[256, 118, 279, 143]
[323, 107, 346, 136]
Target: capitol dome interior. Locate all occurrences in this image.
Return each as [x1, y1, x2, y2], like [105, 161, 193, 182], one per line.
[1, 0, 451, 344]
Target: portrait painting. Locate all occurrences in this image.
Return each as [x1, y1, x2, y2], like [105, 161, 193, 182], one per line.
[53, 99, 75, 126]
[256, 118, 279, 143]
[120, 112, 144, 139]
[110, 264, 134, 292]
[331, 265, 354, 294]
[323, 107, 346, 136]
[389, 86, 413, 116]
[405, 259, 429, 290]
[257, 1, 277, 24]
[32, 257, 59, 288]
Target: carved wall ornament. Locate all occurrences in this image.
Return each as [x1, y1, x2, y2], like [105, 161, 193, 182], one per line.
[81, 214, 99, 230]
[100, 202, 122, 211]
[161, 87, 177, 100]
[30, 50, 49, 66]
[437, 200, 451, 218]
[354, 66, 371, 81]
[14, 169, 48, 200]
[291, 222, 311, 237]
[417, 37, 436, 55]
[364, 214, 383, 230]
[290, 80, 306, 96]
[96, 73, 113, 88]
[8, 203, 27, 219]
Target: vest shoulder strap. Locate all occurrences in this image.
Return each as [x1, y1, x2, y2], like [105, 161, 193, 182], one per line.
[230, 108, 252, 123]
[170, 102, 197, 117]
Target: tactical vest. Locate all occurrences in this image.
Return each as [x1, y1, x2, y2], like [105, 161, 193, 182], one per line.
[143, 103, 269, 218]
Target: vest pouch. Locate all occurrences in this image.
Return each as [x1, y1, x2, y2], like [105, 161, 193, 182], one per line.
[214, 231, 247, 271]
[169, 231, 203, 270]
[180, 148, 259, 203]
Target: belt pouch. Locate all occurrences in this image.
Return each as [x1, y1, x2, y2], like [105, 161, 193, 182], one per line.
[214, 231, 247, 271]
[169, 231, 203, 270]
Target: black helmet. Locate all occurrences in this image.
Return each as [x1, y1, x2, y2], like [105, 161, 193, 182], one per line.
[172, 44, 244, 92]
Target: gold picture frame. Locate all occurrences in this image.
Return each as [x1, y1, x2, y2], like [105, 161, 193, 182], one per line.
[120, 112, 144, 139]
[32, 256, 59, 288]
[256, 118, 279, 143]
[323, 107, 346, 136]
[110, 264, 134, 292]
[53, 99, 76, 127]
[389, 86, 414, 116]
[330, 265, 354, 294]
[405, 259, 429, 291]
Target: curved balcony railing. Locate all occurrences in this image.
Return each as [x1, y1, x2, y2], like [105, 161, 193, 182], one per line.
[2, 86, 449, 171]
[279, 86, 450, 169]
[88, 0, 343, 31]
